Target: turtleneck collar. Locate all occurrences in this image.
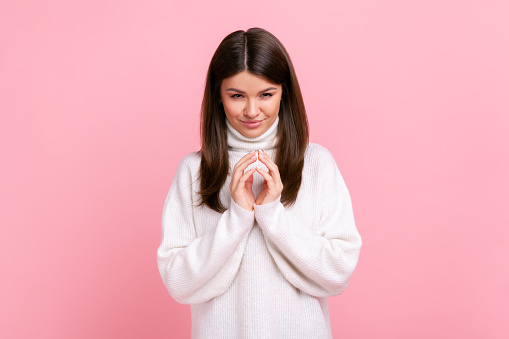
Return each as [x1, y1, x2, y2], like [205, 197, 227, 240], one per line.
[226, 116, 279, 153]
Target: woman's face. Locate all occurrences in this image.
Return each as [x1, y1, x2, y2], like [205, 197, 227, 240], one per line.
[220, 71, 282, 138]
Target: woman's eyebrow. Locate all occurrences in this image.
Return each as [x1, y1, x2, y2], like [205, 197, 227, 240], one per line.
[225, 87, 278, 94]
[225, 88, 246, 93]
[258, 87, 278, 93]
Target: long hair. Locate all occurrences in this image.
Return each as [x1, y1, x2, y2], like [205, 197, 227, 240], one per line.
[199, 27, 309, 212]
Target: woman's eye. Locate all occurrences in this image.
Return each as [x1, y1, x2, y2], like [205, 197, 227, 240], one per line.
[230, 94, 243, 98]
[261, 93, 273, 98]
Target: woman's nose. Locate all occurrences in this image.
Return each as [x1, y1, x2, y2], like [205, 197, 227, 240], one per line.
[243, 99, 259, 118]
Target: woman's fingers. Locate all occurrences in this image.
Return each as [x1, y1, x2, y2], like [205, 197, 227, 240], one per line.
[239, 167, 256, 184]
[232, 151, 257, 176]
[230, 152, 258, 211]
[254, 150, 283, 205]
[234, 151, 256, 167]
[230, 149, 284, 207]
[255, 167, 282, 204]
[258, 150, 282, 183]
[231, 167, 256, 211]
[231, 152, 257, 188]
[255, 167, 279, 191]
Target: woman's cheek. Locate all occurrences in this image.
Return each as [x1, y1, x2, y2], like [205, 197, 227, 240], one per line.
[231, 101, 245, 113]
[223, 102, 239, 116]
[268, 100, 280, 115]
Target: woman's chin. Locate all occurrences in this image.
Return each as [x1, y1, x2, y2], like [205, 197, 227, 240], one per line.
[239, 126, 266, 138]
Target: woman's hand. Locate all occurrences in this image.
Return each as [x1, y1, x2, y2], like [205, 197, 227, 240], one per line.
[230, 151, 258, 211]
[255, 150, 283, 205]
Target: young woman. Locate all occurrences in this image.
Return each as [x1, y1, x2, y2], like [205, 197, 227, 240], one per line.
[157, 28, 362, 338]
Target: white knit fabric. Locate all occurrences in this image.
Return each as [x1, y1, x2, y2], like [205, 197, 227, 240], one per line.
[157, 116, 362, 339]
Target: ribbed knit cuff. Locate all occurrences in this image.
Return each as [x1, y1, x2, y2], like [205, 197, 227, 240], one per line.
[253, 195, 284, 233]
[230, 197, 255, 229]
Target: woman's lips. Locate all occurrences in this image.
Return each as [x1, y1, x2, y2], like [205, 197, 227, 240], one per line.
[241, 120, 263, 128]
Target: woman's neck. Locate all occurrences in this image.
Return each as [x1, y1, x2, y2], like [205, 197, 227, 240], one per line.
[226, 116, 279, 153]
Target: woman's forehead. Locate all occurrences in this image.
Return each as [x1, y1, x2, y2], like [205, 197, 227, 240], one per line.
[221, 71, 281, 91]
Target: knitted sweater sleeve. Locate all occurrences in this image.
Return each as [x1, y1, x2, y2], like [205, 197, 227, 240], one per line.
[253, 146, 362, 297]
[157, 154, 255, 304]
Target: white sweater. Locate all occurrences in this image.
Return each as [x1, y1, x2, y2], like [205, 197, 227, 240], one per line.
[157, 116, 362, 338]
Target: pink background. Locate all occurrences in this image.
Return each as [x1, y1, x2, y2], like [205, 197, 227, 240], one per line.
[1, 1, 508, 338]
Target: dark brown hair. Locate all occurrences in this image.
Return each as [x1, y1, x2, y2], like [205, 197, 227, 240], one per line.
[199, 27, 309, 212]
